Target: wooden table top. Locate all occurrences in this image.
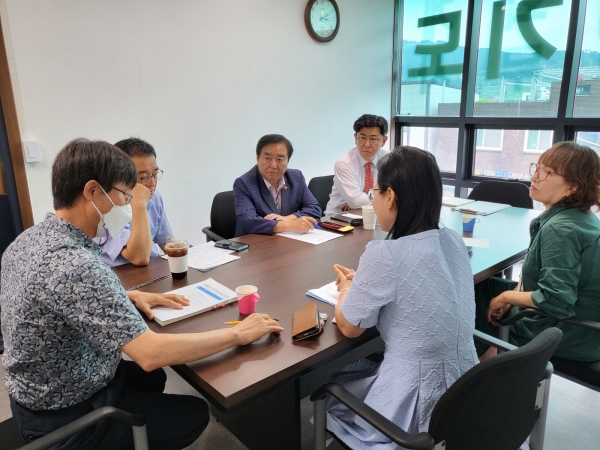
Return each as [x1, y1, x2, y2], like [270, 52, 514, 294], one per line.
[113, 205, 539, 409]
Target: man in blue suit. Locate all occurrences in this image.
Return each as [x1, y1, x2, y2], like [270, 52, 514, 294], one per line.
[233, 134, 321, 237]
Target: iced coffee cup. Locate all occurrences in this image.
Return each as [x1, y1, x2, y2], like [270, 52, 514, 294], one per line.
[165, 237, 189, 280]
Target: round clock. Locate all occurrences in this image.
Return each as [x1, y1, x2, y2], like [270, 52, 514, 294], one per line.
[304, 0, 340, 43]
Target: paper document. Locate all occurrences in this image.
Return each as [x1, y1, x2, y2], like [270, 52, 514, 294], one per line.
[442, 197, 475, 208]
[161, 242, 240, 271]
[277, 229, 343, 245]
[152, 278, 237, 326]
[453, 201, 511, 216]
[463, 238, 490, 248]
[340, 213, 362, 219]
[306, 281, 340, 306]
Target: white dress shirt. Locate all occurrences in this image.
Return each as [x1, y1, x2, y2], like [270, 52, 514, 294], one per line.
[325, 147, 390, 215]
[263, 176, 286, 213]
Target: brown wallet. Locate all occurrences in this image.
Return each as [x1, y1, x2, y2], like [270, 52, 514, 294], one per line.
[292, 303, 325, 341]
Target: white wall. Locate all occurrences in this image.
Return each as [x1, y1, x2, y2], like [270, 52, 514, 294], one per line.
[1, 0, 394, 244]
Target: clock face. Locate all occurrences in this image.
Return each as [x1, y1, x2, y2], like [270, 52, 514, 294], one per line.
[308, 0, 339, 41]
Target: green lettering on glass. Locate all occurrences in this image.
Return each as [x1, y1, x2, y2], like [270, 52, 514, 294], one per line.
[408, 11, 463, 77]
[516, 0, 563, 60]
[487, 0, 506, 79]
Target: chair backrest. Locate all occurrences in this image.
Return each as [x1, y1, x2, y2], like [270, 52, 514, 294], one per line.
[428, 327, 562, 450]
[210, 191, 236, 240]
[308, 175, 334, 217]
[468, 180, 533, 209]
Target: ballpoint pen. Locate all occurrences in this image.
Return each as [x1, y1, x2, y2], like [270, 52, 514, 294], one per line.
[223, 318, 279, 325]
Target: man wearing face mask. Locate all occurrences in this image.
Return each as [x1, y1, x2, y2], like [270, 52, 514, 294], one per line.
[0, 139, 284, 449]
[95, 137, 172, 267]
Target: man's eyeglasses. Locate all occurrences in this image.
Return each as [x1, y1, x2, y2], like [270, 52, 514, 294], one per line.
[112, 186, 133, 205]
[139, 169, 164, 186]
[357, 135, 383, 144]
[529, 163, 563, 181]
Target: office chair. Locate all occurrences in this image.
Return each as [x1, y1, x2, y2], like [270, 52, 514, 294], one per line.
[0, 406, 148, 450]
[308, 175, 334, 217]
[499, 308, 600, 392]
[202, 191, 236, 242]
[312, 328, 562, 450]
[468, 180, 533, 209]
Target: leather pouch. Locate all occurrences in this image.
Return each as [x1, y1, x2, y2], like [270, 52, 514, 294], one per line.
[292, 303, 325, 341]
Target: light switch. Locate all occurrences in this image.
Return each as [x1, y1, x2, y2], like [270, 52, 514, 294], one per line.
[22, 141, 42, 162]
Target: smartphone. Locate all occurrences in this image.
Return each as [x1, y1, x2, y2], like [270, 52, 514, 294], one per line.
[214, 240, 249, 251]
[331, 214, 363, 226]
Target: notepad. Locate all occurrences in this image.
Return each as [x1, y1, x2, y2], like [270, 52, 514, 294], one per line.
[306, 281, 340, 306]
[152, 278, 237, 326]
[453, 200, 511, 216]
[442, 197, 475, 208]
[277, 229, 343, 245]
[161, 242, 240, 272]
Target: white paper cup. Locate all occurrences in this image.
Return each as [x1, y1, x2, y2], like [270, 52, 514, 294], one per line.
[362, 205, 376, 230]
[462, 214, 477, 223]
[235, 285, 258, 300]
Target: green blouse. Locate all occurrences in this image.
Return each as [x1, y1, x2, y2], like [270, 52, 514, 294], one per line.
[510, 204, 600, 361]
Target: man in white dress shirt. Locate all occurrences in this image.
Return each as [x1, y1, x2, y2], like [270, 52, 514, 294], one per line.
[325, 114, 390, 215]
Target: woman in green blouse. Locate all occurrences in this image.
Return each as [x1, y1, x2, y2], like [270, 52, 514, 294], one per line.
[478, 141, 600, 362]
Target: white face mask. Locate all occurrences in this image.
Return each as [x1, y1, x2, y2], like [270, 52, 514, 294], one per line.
[91, 185, 133, 238]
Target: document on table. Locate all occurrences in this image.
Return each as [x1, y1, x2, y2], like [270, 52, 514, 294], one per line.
[339, 213, 362, 219]
[463, 238, 490, 248]
[161, 242, 240, 271]
[277, 229, 343, 245]
[453, 200, 511, 215]
[152, 278, 237, 326]
[306, 281, 339, 306]
[442, 197, 475, 208]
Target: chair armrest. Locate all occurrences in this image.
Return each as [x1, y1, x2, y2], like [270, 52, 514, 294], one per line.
[473, 329, 518, 352]
[499, 308, 600, 332]
[201, 227, 225, 242]
[20, 407, 145, 450]
[310, 383, 434, 450]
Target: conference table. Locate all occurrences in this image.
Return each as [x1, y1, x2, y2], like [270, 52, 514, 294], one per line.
[113, 205, 540, 450]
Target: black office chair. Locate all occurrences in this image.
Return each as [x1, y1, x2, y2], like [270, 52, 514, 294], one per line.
[0, 406, 148, 450]
[499, 308, 600, 392]
[468, 180, 533, 209]
[202, 191, 236, 242]
[312, 328, 562, 450]
[308, 175, 334, 217]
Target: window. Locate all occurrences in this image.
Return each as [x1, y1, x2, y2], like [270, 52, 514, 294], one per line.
[393, 0, 597, 193]
[523, 130, 553, 153]
[476, 129, 503, 150]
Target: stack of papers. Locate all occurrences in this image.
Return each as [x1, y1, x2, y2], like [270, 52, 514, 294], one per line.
[306, 281, 340, 306]
[152, 278, 237, 326]
[452, 201, 511, 216]
[161, 242, 240, 271]
[442, 197, 475, 208]
[277, 229, 343, 245]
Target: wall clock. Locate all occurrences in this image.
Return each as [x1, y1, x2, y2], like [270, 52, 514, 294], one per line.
[305, 0, 340, 43]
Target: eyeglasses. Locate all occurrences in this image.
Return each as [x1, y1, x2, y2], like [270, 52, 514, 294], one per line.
[139, 169, 164, 186]
[529, 163, 563, 181]
[112, 186, 133, 205]
[356, 135, 383, 144]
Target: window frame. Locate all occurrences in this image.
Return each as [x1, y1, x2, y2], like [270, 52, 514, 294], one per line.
[392, 0, 593, 196]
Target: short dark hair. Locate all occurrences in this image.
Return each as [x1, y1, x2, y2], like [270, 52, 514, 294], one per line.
[376, 146, 442, 239]
[52, 138, 137, 210]
[256, 134, 294, 159]
[353, 114, 388, 136]
[539, 141, 600, 211]
[114, 137, 157, 158]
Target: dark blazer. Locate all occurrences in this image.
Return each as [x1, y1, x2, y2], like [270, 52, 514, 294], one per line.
[233, 165, 322, 237]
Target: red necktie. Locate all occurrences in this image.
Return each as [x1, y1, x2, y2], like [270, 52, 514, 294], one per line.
[364, 162, 373, 194]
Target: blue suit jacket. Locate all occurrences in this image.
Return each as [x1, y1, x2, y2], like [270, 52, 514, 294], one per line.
[233, 166, 322, 237]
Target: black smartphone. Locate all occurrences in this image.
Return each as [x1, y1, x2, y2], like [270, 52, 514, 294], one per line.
[214, 240, 249, 251]
[331, 214, 363, 226]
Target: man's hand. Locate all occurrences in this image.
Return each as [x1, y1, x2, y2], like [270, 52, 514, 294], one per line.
[130, 183, 151, 208]
[341, 203, 350, 212]
[233, 313, 284, 345]
[128, 290, 190, 320]
[288, 216, 317, 233]
[333, 264, 353, 292]
[487, 292, 512, 326]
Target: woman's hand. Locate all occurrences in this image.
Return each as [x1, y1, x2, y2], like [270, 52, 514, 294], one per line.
[486, 292, 512, 326]
[333, 264, 354, 292]
[128, 290, 190, 320]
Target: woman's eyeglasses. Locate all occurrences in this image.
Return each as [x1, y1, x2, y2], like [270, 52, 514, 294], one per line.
[529, 163, 563, 181]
